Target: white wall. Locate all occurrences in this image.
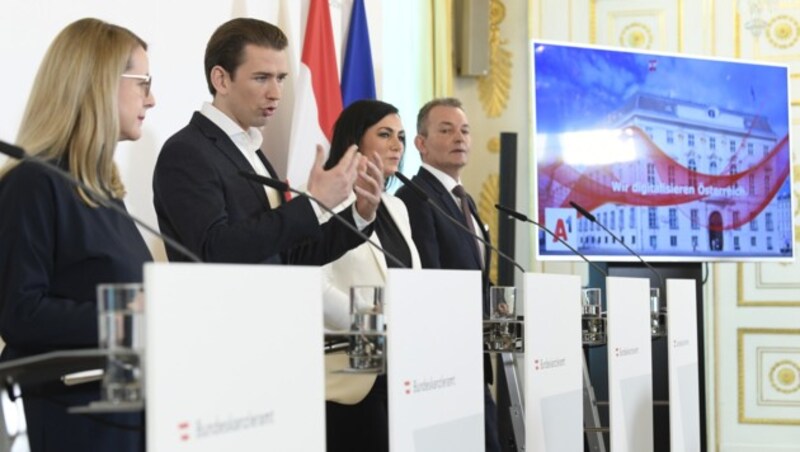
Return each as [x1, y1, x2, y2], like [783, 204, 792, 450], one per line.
[380, 0, 430, 189]
[0, 1, 282, 259]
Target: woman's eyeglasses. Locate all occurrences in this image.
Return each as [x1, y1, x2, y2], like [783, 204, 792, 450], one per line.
[120, 74, 152, 97]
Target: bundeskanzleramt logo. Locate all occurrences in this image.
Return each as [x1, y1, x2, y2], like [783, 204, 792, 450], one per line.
[176, 411, 275, 443]
[402, 376, 457, 395]
[533, 357, 567, 371]
[672, 339, 690, 348]
[614, 347, 639, 358]
[178, 421, 190, 442]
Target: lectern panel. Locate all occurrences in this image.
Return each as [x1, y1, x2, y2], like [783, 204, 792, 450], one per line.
[607, 276, 653, 452]
[524, 272, 583, 452]
[386, 269, 484, 452]
[145, 263, 325, 452]
[666, 279, 701, 452]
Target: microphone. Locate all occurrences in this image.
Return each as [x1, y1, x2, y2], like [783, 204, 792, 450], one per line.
[0, 142, 24, 159]
[568, 200, 663, 290]
[495, 204, 607, 277]
[239, 172, 289, 192]
[394, 172, 525, 274]
[238, 171, 407, 269]
[0, 141, 202, 263]
[568, 201, 597, 223]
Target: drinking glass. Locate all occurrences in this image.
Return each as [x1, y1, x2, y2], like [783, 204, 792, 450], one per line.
[97, 283, 144, 403]
[486, 286, 518, 352]
[348, 286, 385, 371]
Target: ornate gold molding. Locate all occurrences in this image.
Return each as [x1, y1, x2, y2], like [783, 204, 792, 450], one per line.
[593, 5, 678, 50]
[479, 173, 501, 283]
[738, 328, 800, 425]
[766, 14, 800, 49]
[432, 0, 454, 97]
[619, 22, 654, 48]
[678, 0, 684, 51]
[713, 264, 722, 449]
[737, 264, 800, 307]
[795, 161, 800, 261]
[477, 0, 512, 118]
[487, 137, 500, 154]
[708, 0, 717, 54]
[735, 5, 742, 58]
[769, 359, 800, 394]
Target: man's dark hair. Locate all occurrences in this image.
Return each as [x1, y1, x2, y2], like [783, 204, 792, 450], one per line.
[204, 18, 288, 95]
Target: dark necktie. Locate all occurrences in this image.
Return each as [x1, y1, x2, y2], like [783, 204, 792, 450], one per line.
[452, 185, 484, 269]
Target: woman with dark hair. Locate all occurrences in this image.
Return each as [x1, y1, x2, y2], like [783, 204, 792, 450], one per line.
[0, 18, 155, 451]
[322, 100, 421, 452]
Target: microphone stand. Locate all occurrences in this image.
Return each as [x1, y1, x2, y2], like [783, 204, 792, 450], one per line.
[494, 204, 607, 277]
[569, 201, 663, 291]
[394, 172, 525, 274]
[238, 171, 407, 269]
[0, 141, 202, 263]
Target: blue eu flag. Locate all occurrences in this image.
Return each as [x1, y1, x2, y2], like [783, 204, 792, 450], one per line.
[341, 0, 376, 107]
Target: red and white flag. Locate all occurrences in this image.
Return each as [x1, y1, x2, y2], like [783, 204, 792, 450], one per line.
[286, 0, 342, 186]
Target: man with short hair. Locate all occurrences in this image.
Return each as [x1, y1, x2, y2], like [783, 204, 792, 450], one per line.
[154, 17, 382, 265]
[396, 97, 501, 452]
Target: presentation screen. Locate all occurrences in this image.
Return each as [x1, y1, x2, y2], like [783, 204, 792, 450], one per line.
[531, 41, 794, 261]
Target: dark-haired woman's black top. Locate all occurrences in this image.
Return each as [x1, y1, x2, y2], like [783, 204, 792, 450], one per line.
[0, 160, 151, 452]
[374, 203, 412, 269]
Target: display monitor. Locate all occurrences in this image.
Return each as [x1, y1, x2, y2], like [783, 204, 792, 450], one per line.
[531, 41, 794, 261]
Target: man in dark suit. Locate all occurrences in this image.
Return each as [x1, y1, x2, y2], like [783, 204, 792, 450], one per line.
[153, 18, 382, 265]
[395, 98, 501, 452]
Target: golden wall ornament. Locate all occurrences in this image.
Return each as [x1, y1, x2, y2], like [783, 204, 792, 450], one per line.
[766, 15, 800, 49]
[487, 136, 501, 154]
[769, 359, 800, 394]
[477, 0, 512, 118]
[619, 22, 654, 49]
[738, 328, 800, 425]
[478, 173, 501, 283]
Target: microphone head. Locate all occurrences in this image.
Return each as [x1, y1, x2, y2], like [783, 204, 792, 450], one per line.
[0, 141, 26, 160]
[494, 204, 529, 222]
[238, 170, 289, 192]
[569, 200, 596, 222]
[394, 171, 412, 185]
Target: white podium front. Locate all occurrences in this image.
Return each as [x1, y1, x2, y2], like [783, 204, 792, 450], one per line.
[666, 279, 701, 452]
[386, 269, 485, 452]
[524, 273, 583, 452]
[606, 276, 653, 452]
[144, 263, 326, 452]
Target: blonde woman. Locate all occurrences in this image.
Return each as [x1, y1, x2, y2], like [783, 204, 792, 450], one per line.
[0, 18, 155, 451]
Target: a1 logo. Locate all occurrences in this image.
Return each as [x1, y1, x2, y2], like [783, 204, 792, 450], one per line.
[544, 208, 577, 251]
[553, 216, 572, 241]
